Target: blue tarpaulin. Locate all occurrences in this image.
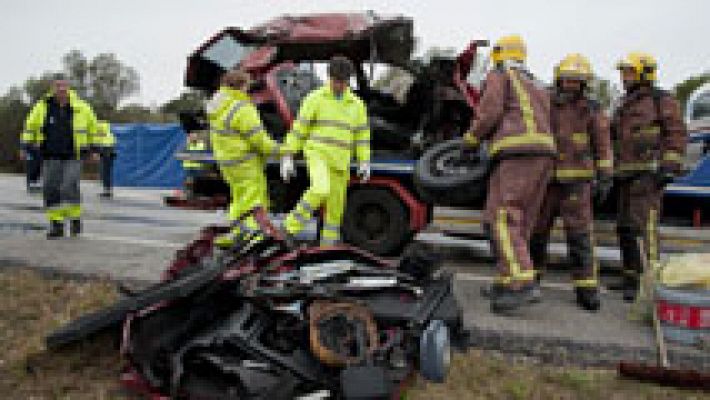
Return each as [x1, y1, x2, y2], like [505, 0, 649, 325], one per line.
[113, 123, 186, 188]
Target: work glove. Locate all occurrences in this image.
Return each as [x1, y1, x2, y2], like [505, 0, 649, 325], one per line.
[357, 161, 371, 182]
[593, 175, 613, 206]
[654, 168, 675, 189]
[280, 154, 295, 182]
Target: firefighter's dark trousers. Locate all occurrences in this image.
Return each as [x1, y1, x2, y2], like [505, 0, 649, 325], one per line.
[530, 182, 598, 288]
[616, 174, 662, 280]
[484, 157, 553, 287]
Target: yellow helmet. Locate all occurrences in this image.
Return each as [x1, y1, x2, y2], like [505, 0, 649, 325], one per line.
[554, 53, 593, 82]
[616, 52, 657, 82]
[491, 35, 527, 65]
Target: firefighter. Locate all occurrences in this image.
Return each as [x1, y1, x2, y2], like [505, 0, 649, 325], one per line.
[463, 35, 556, 313]
[530, 54, 613, 311]
[21, 76, 99, 238]
[280, 56, 371, 246]
[207, 69, 280, 248]
[95, 120, 116, 198]
[181, 131, 207, 197]
[612, 52, 687, 302]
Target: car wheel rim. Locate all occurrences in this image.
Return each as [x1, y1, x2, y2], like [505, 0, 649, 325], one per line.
[432, 149, 479, 177]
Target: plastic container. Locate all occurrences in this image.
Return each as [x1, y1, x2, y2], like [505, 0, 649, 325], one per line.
[655, 284, 710, 345]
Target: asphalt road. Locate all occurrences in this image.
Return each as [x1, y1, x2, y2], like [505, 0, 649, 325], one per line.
[1, 173, 708, 369]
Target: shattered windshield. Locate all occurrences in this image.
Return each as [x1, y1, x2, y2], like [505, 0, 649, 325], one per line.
[465, 50, 489, 90]
[201, 35, 257, 70]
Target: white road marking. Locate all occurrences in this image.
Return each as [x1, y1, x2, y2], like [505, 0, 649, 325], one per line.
[81, 233, 183, 248]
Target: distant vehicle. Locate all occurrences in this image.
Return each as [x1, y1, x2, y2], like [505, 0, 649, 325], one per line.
[663, 82, 710, 223]
[170, 12, 489, 255]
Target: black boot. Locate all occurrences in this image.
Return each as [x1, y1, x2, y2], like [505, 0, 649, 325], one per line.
[611, 227, 642, 293]
[483, 275, 543, 303]
[622, 276, 639, 303]
[575, 287, 601, 311]
[47, 221, 64, 239]
[69, 219, 82, 237]
[490, 282, 539, 314]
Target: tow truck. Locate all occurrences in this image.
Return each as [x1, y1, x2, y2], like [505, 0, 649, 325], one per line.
[168, 12, 488, 255]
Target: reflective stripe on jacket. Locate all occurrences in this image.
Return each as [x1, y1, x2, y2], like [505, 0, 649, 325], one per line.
[611, 87, 686, 176]
[21, 90, 99, 158]
[182, 140, 206, 170]
[467, 67, 555, 159]
[207, 86, 278, 169]
[282, 83, 370, 171]
[551, 95, 613, 182]
[95, 121, 116, 148]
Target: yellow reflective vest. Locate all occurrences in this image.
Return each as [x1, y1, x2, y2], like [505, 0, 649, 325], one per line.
[95, 121, 116, 148]
[21, 90, 99, 158]
[183, 139, 206, 170]
[207, 87, 279, 171]
[283, 84, 370, 171]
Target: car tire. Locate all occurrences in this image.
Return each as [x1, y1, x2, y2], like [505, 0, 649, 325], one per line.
[342, 187, 411, 256]
[414, 138, 489, 206]
[45, 255, 219, 350]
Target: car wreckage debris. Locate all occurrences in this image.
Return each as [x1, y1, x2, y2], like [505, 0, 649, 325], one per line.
[46, 208, 465, 399]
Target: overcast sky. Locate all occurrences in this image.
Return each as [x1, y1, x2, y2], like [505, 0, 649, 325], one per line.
[1, 0, 707, 105]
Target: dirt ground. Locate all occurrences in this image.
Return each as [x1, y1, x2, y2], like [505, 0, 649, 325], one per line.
[0, 268, 707, 400]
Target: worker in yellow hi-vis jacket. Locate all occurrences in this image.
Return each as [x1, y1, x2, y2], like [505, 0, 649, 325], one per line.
[280, 56, 371, 246]
[207, 69, 280, 248]
[21, 76, 99, 239]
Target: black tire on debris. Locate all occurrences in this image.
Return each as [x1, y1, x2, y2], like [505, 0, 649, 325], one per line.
[414, 138, 489, 207]
[45, 258, 216, 350]
[342, 187, 412, 256]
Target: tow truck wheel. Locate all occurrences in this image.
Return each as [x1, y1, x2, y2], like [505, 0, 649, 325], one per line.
[342, 187, 411, 256]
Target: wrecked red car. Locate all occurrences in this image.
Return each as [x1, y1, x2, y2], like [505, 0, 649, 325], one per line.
[46, 208, 464, 399]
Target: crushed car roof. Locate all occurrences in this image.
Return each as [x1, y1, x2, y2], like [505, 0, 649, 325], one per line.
[185, 12, 415, 90]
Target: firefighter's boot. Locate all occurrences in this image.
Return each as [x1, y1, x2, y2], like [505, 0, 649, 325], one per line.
[575, 287, 601, 311]
[490, 282, 539, 314]
[529, 233, 549, 273]
[622, 276, 640, 303]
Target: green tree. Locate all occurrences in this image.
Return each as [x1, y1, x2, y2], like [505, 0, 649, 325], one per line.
[673, 72, 710, 113]
[62, 49, 90, 99]
[88, 53, 140, 118]
[0, 86, 30, 170]
[23, 72, 57, 104]
[160, 90, 206, 115]
[112, 103, 172, 123]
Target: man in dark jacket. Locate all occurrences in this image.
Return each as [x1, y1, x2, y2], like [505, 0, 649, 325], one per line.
[21, 77, 99, 238]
